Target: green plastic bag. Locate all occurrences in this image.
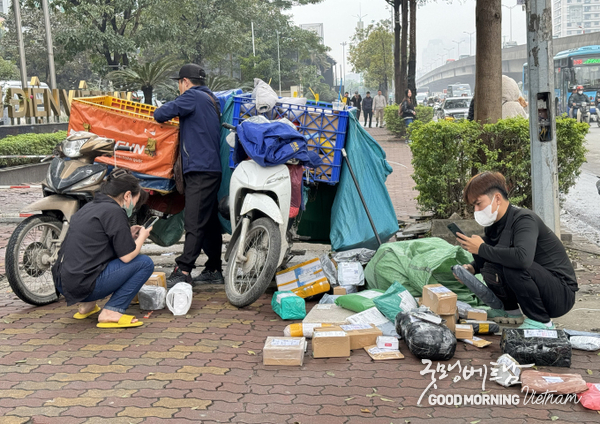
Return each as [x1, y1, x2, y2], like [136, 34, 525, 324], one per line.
[148, 210, 185, 247]
[373, 282, 419, 322]
[334, 289, 385, 313]
[271, 291, 306, 320]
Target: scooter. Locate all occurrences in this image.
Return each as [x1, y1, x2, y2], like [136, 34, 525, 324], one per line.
[219, 123, 304, 308]
[4, 132, 133, 306]
[573, 101, 591, 124]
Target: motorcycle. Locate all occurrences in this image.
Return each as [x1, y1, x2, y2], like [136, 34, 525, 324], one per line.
[4, 132, 133, 306]
[219, 123, 306, 308]
[573, 101, 591, 124]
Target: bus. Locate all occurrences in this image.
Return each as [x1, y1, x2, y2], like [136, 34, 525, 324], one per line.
[447, 83, 471, 98]
[523, 45, 600, 115]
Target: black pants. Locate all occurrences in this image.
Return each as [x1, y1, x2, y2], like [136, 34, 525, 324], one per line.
[364, 110, 373, 127]
[356, 109, 362, 121]
[481, 262, 576, 323]
[176, 171, 223, 273]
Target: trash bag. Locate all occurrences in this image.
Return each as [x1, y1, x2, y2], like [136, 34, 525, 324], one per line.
[578, 383, 600, 411]
[138, 285, 166, 311]
[373, 282, 418, 322]
[395, 308, 457, 361]
[500, 328, 572, 367]
[166, 282, 193, 316]
[330, 114, 399, 251]
[148, 210, 185, 247]
[334, 289, 385, 313]
[569, 336, 600, 351]
[365, 238, 485, 307]
[271, 291, 306, 320]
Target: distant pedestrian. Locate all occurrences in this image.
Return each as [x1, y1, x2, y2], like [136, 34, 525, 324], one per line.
[373, 90, 387, 127]
[399, 89, 416, 126]
[502, 75, 528, 119]
[362, 92, 373, 128]
[352, 91, 362, 120]
[342, 92, 351, 107]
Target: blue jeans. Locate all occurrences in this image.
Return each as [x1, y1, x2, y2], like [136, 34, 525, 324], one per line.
[81, 255, 154, 314]
[404, 117, 414, 126]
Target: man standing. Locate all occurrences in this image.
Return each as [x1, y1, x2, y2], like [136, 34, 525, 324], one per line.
[351, 91, 362, 121]
[342, 92, 351, 107]
[373, 90, 387, 127]
[455, 172, 578, 329]
[362, 91, 373, 128]
[154, 64, 224, 288]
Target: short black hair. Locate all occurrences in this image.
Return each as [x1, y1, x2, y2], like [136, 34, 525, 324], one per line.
[366, 91, 370, 94]
[100, 169, 148, 207]
[188, 77, 206, 86]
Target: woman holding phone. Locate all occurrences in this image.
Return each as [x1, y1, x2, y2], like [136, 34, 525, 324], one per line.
[52, 169, 155, 328]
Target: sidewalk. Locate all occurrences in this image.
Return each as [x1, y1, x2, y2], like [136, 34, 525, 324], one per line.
[0, 128, 598, 423]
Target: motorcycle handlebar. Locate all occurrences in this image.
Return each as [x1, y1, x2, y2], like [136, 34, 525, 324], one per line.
[115, 146, 134, 152]
[222, 123, 236, 131]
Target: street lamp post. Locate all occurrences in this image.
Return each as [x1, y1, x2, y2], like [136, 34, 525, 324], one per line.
[453, 40, 465, 58]
[41, 0, 57, 91]
[445, 47, 454, 62]
[276, 30, 282, 96]
[503, 4, 518, 42]
[12, 0, 28, 89]
[341, 41, 347, 85]
[463, 31, 475, 56]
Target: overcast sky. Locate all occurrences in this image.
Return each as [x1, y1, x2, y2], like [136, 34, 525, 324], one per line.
[290, 0, 527, 74]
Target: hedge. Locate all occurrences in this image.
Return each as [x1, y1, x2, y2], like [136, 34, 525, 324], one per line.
[0, 131, 67, 167]
[409, 117, 588, 218]
[383, 104, 434, 138]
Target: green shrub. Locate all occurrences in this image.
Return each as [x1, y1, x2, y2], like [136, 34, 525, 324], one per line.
[0, 131, 67, 167]
[383, 104, 434, 138]
[415, 106, 434, 124]
[410, 117, 588, 218]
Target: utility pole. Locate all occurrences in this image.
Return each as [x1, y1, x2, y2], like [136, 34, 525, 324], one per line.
[12, 0, 28, 89]
[503, 4, 518, 43]
[340, 41, 347, 84]
[276, 30, 282, 96]
[526, 0, 560, 235]
[41, 0, 57, 90]
[463, 31, 475, 56]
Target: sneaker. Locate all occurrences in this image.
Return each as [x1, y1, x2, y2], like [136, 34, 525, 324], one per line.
[167, 266, 193, 289]
[518, 317, 555, 330]
[193, 269, 224, 285]
[487, 308, 524, 325]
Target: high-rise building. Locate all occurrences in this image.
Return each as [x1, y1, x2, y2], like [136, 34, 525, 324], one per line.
[553, 0, 600, 37]
[0, 0, 9, 15]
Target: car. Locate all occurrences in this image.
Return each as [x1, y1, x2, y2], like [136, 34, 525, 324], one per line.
[435, 96, 473, 121]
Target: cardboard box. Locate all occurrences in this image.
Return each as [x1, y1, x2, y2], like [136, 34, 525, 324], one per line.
[364, 345, 405, 360]
[276, 258, 328, 292]
[455, 324, 474, 340]
[339, 323, 382, 350]
[467, 309, 488, 321]
[263, 337, 307, 366]
[422, 284, 457, 315]
[312, 326, 350, 358]
[303, 304, 355, 326]
[461, 336, 492, 348]
[376, 336, 399, 350]
[133, 272, 167, 304]
[333, 286, 347, 295]
[441, 312, 459, 333]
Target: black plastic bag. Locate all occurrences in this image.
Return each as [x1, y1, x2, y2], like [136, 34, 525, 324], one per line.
[500, 328, 571, 367]
[395, 308, 457, 361]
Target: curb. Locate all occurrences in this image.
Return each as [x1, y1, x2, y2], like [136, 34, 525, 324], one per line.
[0, 185, 42, 189]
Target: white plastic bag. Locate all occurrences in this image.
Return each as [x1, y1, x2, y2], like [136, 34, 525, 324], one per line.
[166, 283, 193, 316]
[252, 78, 278, 113]
[337, 262, 365, 286]
[138, 285, 166, 311]
[570, 336, 600, 351]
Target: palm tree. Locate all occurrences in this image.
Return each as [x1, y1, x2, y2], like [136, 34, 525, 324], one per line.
[109, 57, 181, 105]
[205, 74, 252, 92]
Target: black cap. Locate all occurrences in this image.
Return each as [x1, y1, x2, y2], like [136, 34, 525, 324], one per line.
[171, 64, 206, 80]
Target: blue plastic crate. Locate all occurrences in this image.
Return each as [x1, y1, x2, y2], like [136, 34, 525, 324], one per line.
[229, 93, 351, 185]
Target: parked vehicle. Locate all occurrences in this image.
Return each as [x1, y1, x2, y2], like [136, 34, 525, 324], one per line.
[435, 96, 472, 121]
[416, 93, 427, 106]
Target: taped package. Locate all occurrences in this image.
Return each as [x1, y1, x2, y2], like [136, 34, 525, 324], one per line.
[376, 336, 399, 350]
[339, 323, 382, 350]
[569, 336, 600, 351]
[460, 320, 500, 335]
[440, 312, 459, 333]
[500, 328, 572, 367]
[133, 271, 167, 304]
[365, 345, 405, 361]
[467, 309, 487, 321]
[347, 307, 399, 338]
[334, 289, 385, 312]
[373, 282, 419, 322]
[337, 261, 365, 286]
[460, 336, 492, 348]
[312, 326, 350, 358]
[491, 354, 523, 387]
[284, 323, 334, 338]
[275, 257, 328, 292]
[395, 307, 456, 361]
[271, 291, 306, 320]
[263, 337, 307, 366]
[138, 285, 167, 311]
[303, 304, 355, 326]
[520, 370, 588, 395]
[421, 284, 457, 315]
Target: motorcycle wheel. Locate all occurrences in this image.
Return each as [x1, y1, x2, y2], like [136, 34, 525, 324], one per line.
[225, 217, 281, 308]
[5, 215, 62, 306]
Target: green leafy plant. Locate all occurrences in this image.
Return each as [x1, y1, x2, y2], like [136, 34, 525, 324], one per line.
[410, 117, 588, 218]
[0, 132, 68, 167]
[383, 104, 434, 138]
[415, 106, 434, 124]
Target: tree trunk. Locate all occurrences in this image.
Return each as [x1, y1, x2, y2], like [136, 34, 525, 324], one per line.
[408, 0, 417, 105]
[400, 0, 408, 101]
[394, 0, 401, 104]
[142, 86, 153, 105]
[474, 0, 502, 123]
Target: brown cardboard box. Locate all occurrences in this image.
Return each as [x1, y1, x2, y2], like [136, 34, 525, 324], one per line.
[339, 323, 382, 350]
[133, 272, 167, 304]
[333, 286, 347, 295]
[312, 326, 350, 358]
[440, 312, 459, 333]
[467, 309, 488, 321]
[455, 324, 474, 339]
[422, 284, 457, 315]
[263, 337, 307, 366]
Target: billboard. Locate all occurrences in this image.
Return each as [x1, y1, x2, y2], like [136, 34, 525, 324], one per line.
[300, 23, 324, 44]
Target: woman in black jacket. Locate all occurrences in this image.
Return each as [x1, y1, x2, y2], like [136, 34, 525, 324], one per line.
[400, 89, 416, 125]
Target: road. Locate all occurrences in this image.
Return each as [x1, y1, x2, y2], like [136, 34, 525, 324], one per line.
[561, 122, 600, 243]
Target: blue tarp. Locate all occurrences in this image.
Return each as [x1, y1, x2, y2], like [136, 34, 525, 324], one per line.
[214, 89, 243, 113]
[218, 97, 235, 234]
[329, 113, 399, 251]
[234, 121, 321, 168]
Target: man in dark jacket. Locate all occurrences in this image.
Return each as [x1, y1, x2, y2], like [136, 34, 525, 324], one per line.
[154, 64, 224, 287]
[362, 92, 373, 127]
[351, 91, 362, 120]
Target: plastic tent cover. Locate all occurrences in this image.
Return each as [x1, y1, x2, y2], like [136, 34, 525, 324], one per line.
[218, 97, 236, 234]
[364, 237, 486, 307]
[329, 113, 399, 251]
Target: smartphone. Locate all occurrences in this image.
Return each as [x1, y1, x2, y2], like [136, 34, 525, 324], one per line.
[447, 222, 465, 237]
[143, 216, 159, 229]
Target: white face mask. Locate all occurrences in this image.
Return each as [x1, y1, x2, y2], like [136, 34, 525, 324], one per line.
[474, 199, 499, 227]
